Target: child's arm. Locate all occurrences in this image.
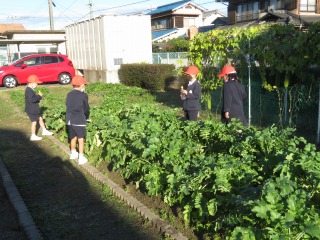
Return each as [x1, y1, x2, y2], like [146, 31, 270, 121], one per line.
[83, 94, 90, 119]
[26, 88, 42, 103]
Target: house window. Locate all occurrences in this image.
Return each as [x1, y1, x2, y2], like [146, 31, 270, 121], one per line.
[237, 5, 242, 21]
[253, 2, 258, 18]
[278, 0, 285, 9]
[286, 0, 297, 10]
[300, 0, 316, 12]
[114, 58, 123, 65]
[183, 17, 196, 27]
[175, 16, 184, 27]
[260, 1, 268, 11]
[237, 2, 259, 22]
[270, 0, 277, 10]
[50, 47, 57, 53]
[38, 48, 46, 54]
[151, 19, 169, 30]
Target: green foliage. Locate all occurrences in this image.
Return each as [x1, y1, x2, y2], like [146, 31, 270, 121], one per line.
[188, 23, 320, 113]
[9, 90, 25, 110]
[153, 37, 190, 52]
[118, 63, 176, 91]
[9, 83, 320, 239]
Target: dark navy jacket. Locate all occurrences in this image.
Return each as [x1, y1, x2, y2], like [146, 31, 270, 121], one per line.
[66, 89, 90, 126]
[25, 86, 42, 115]
[182, 80, 202, 111]
[223, 80, 247, 125]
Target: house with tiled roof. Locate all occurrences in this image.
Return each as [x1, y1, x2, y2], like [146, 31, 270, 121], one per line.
[148, 0, 226, 42]
[0, 24, 25, 34]
[225, 0, 320, 29]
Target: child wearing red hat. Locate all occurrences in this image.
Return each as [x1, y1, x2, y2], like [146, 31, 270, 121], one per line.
[180, 65, 202, 121]
[66, 75, 90, 164]
[25, 75, 53, 141]
[218, 65, 248, 126]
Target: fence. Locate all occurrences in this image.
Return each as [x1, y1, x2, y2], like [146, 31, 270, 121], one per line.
[211, 80, 319, 143]
[152, 52, 188, 68]
[152, 52, 319, 144]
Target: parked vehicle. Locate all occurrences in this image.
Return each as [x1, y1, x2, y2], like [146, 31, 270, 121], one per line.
[0, 53, 76, 88]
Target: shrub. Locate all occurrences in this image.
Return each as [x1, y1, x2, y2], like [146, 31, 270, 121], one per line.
[119, 64, 176, 91]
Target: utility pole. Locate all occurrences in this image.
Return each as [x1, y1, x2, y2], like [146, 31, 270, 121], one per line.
[248, 39, 251, 126]
[48, 0, 54, 30]
[89, 0, 93, 19]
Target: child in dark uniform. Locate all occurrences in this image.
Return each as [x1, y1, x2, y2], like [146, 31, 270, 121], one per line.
[180, 65, 202, 121]
[218, 65, 248, 126]
[66, 75, 90, 165]
[25, 75, 53, 141]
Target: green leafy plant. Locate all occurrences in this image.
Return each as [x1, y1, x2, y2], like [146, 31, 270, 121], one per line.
[9, 83, 320, 239]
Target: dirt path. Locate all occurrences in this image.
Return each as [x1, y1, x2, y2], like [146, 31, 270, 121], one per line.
[0, 92, 166, 240]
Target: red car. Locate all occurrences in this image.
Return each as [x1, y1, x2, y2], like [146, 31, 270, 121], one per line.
[0, 53, 76, 88]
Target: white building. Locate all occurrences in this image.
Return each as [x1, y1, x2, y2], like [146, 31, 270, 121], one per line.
[0, 26, 66, 65]
[65, 15, 152, 83]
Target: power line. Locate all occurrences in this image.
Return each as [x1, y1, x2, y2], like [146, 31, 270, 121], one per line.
[51, 0, 86, 17]
[75, 0, 151, 22]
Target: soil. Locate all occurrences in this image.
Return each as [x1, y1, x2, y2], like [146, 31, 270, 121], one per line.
[0, 90, 168, 240]
[97, 162, 196, 238]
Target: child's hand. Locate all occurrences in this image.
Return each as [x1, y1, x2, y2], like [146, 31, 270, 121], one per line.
[38, 90, 43, 97]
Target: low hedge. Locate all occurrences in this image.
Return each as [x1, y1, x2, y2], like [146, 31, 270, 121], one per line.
[118, 64, 176, 91]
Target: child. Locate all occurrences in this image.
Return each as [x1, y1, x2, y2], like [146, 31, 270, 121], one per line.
[180, 66, 202, 121]
[25, 75, 53, 141]
[66, 75, 90, 165]
[218, 65, 248, 126]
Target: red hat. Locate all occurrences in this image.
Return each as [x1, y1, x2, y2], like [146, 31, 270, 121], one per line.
[72, 75, 87, 86]
[27, 75, 42, 84]
[184, 66, 199, 75]
[218, 65, 237, 78]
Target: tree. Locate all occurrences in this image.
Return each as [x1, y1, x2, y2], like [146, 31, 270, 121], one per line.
[153, 37, 190, 52]
[188, 23, 320, 128]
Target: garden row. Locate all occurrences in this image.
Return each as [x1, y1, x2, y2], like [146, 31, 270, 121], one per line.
[10, 83, 320, 239]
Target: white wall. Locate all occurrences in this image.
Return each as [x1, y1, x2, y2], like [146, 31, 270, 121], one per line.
[65, 15, 152, 83]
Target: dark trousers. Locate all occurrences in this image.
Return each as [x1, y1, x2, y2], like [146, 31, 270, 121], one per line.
[184, 110, 198, 121]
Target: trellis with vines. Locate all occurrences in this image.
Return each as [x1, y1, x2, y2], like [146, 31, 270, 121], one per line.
[188, 22, 320, 129]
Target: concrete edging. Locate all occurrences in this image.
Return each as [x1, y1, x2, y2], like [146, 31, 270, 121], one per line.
[0, 158, 43, 240]
[49, 135, 189, 240]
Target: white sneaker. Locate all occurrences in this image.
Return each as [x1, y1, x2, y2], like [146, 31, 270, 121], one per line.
[42, 130, 53, 136]
[30, 135, 42, 141]
[78, 156, 88, 165]
[70, 151, 79, 160]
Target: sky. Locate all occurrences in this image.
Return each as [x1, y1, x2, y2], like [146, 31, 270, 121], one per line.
[0, 0, 228, 30]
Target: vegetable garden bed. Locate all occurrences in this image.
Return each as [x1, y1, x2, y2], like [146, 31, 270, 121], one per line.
[9, 83, 320, 239]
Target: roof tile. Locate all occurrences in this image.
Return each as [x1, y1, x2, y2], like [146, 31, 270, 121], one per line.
[0, 24, 25, 34]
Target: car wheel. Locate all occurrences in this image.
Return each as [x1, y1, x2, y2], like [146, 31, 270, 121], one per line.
[58, 73, 72, 85]
[3, 75, 17, 88]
